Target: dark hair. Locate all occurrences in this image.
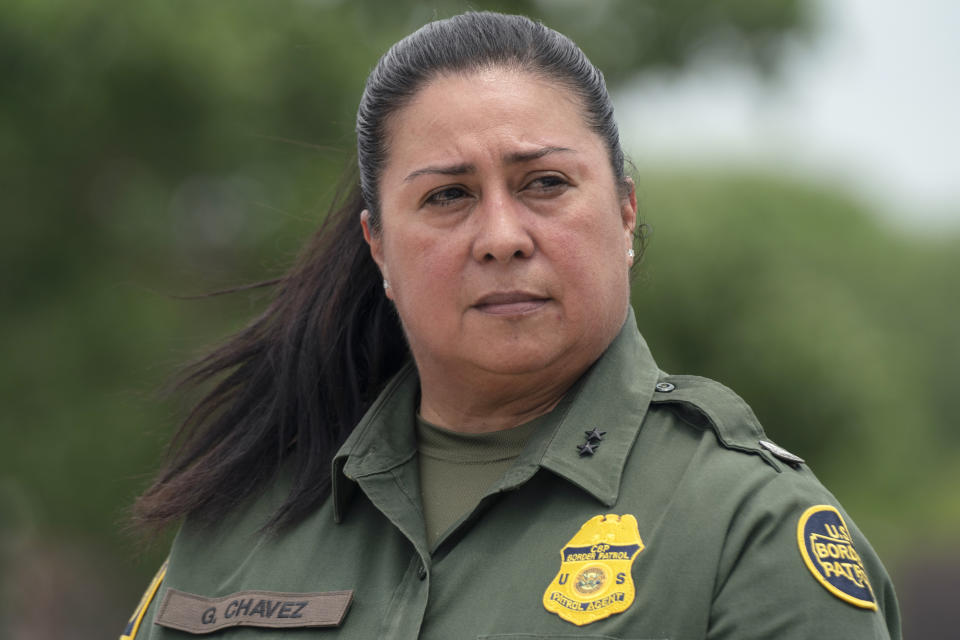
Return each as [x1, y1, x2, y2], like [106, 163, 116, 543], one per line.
[134, 12, 634, 533]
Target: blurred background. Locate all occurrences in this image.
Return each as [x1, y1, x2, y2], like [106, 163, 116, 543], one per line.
[1, 0, 956, 637]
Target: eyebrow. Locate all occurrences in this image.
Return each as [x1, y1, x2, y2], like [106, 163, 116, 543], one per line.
[403, 146, 575, 182]
[504, 145, 574, 164]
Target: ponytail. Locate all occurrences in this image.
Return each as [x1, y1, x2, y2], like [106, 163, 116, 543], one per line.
[133, 165, 407, 533]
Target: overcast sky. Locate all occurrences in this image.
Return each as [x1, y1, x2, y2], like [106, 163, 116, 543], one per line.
[615, 0, 960, 230]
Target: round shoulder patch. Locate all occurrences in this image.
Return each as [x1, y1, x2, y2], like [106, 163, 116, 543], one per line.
[797, 505, 877, 610]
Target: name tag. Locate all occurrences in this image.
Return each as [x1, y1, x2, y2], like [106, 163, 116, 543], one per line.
[155, 588, 353, 634]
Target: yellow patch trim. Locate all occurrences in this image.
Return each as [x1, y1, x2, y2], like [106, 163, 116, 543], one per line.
[120, 559, 168, 640]
[542, 514, 645, 626]
[797, 505, 878, 610]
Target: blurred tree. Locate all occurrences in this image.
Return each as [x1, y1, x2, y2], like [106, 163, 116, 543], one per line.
[0, 0, 812, 544]
[4, 1, 955, 639]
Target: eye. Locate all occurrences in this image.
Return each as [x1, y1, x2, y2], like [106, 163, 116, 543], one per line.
[425, 186, 469, 207]
[525, 174, 569, 193]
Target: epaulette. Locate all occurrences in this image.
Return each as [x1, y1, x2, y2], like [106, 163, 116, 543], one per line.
[648, 374, 804, 472]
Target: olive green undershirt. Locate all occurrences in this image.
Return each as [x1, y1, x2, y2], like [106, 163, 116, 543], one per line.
[416, 414, 548, 549]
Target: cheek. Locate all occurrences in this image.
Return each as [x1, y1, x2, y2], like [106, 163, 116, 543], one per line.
[547, 211, 631, 315]
[551, 211, 626, 273]
[385, 232, 463, 304]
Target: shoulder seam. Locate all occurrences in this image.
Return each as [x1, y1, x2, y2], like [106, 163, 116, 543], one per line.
[650, 374, 781, 472]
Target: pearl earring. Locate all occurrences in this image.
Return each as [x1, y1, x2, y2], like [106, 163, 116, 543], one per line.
[383, 279, 390, 290]
[627, 249, 635, 259]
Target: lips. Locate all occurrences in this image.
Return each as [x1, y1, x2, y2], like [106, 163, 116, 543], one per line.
[472, 291, 550, 316]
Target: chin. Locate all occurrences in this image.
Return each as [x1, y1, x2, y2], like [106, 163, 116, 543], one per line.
[467, 342, 579, 377]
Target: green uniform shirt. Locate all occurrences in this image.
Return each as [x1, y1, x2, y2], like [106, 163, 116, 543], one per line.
[416, 413, 541, 549]
[125, 311, 900, 639]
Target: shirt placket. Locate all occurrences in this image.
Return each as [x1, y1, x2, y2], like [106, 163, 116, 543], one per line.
[348, 461, 431, 639]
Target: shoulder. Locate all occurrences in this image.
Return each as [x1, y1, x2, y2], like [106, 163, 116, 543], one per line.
[629, 374, 900, 635]
[119, 560, 168, 640]
[645, 373, 804, 473]
[630, 371, 850, 542]
[621, 372, 834, 531]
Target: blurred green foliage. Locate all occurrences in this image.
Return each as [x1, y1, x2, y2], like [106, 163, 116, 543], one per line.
[0, 1, 954, 638]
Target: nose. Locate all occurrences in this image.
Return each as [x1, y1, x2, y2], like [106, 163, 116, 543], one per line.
[470, 193, 535, 263]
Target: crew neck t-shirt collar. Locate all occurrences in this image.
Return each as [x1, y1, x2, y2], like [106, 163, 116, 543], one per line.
[415, 413, 545, 463]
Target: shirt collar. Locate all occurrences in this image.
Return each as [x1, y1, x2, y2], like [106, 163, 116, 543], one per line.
[332, 308, 660, 520]
[332, 362, 420, 522]
[499, 307, 659, 505]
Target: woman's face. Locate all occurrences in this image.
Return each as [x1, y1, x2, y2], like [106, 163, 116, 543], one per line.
[362, 67, 636, 389]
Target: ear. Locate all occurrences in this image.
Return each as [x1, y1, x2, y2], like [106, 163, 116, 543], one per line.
[620, 177, 638, 251]
[360, 210, 392, 299]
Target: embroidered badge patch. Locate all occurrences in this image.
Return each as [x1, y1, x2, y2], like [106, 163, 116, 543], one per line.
[120, 559, 168, 640]
[797, 505, 877, 610]
[542, 514, 645, 626]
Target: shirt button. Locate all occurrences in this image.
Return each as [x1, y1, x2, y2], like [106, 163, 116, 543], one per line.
[655, 381, 676, 393]
[417, 562, 427, 580]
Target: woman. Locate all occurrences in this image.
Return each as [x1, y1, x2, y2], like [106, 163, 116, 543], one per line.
[123, 12, 900, 639]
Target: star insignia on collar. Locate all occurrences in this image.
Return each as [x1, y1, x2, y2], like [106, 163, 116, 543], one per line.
[577, 441, 599, 456]
[584, 427, 607, 443]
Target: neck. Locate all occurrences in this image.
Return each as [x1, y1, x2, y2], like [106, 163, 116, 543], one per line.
[414, 307, 631, 433]
[417, 365, 583, 434]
